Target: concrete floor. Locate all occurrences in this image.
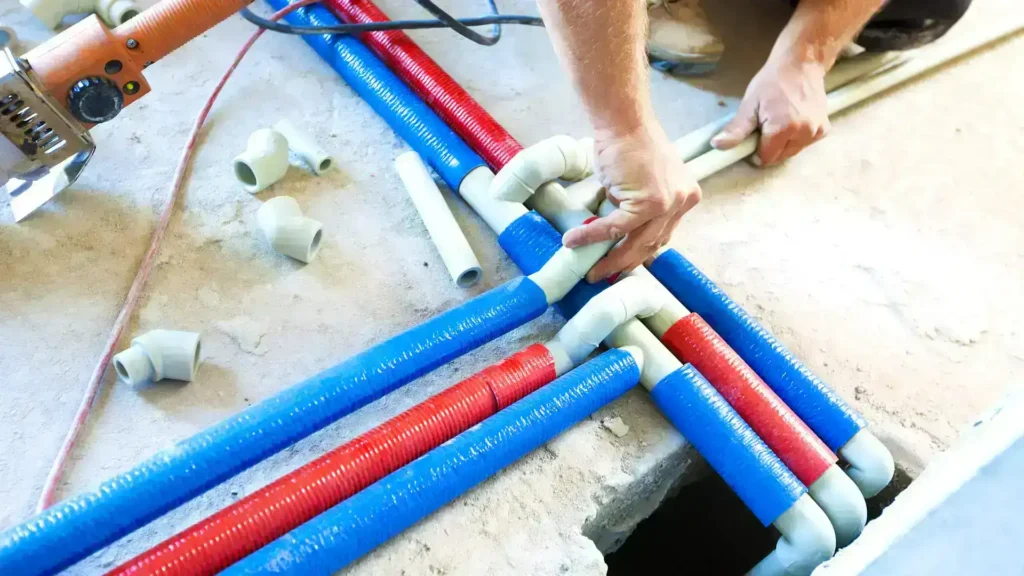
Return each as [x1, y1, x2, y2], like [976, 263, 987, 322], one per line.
[0, 0, 1021, 573]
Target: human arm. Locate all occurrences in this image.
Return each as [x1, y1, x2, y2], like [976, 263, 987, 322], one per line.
[537, 0, 701, 283]
[711, 0, 886, 164]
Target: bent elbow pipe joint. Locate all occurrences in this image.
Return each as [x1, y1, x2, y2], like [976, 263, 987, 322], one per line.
[490, 135, 594, 203]
[112, 329, 201, 386]
[257, 196, 324, 264]
[752, 495, 837, 576]
[839, 429, 896, 498]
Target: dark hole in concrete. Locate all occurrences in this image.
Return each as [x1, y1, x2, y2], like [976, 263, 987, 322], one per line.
[606, 465, 915, 575]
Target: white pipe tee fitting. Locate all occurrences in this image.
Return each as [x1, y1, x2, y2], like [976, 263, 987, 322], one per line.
[257, 196, 323, 263]
[20, 0, 139, 29]
[234, 129, 290, 194]
[273, 119, 335, 176]
[112, 330, 201, 387]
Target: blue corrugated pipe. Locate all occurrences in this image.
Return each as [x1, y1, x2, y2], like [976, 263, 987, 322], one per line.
[647, 248, 866, 451]
[223, 348, 642, 575]
[0, 279, 548, 576]
[498, 211, 804, 525]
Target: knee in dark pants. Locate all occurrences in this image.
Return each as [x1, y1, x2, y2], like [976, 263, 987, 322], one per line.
[856, 0, 973, 52]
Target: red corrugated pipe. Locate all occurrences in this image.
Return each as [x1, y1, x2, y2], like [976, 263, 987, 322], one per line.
[324, 0, 523, 170]
[661, 314, 836, 485]
[108, 344, 555, 576]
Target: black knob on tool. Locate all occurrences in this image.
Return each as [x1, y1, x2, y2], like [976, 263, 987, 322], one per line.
[68, 77, 124, 124]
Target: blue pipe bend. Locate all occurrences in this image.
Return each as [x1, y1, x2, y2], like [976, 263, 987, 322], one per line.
[224, 348, 642, 575]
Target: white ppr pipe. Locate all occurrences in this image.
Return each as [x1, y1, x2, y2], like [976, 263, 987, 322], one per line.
[839, 429, 896, 498]
[527, 239, 616, 304]
[273, 119, 335, 176]
[257, 196, 323, 264]
[395, 151, 482, 288]
[545, 276, 666, 368]
[20, 0, 139, 28]
[490, 135, 594, 203]
[112, 330, 201, 387]
[807, 465, 868, 547]
[456, 166, 529, 235]
[752, 494, 837, 576]
[234, 129, 290, 194]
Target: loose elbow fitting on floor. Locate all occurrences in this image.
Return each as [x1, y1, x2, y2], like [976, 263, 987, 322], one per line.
[112, 329, 201, 387]
[273, 119, 335, 176]
[257, 196, 323, 263]
[490, 135, 594, 203]
[234, 129, 290, 194]
[21, 0, 139, 28]
[752, 495, 837, 576]
[545, 276, 666, 373]
[839, 429, 895, 498]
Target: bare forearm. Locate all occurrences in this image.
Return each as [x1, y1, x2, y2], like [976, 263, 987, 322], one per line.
[774, 0, 887, 69]
[537, 0, 653, 138]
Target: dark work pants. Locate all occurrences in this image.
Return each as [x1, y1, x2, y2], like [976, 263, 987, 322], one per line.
[794, 0, 974, 51]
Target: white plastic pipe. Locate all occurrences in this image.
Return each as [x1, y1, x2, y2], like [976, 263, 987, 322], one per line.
[457, 166, 529, 235]
[257, 196, 323, 264]
[752, 494, 837, 576]
[545, 275, 665, 369]
[490, 135, 594, 203]
[20, 0, 138, 28]
[839, 429, 896, 498]
[234, 129, 290, 195]
[273, 119, 335, 176]
[808, 465, 868, 548]
[112, 329, 201, 387]
[527, 239, 616, 304]
[395, 151, 482, 288]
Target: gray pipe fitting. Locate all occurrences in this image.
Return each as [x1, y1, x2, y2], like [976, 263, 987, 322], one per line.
[112, 330, 201, 386]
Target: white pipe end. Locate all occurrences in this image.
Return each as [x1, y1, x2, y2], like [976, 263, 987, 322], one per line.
[840, 429, 896, 498]
[257, 196, 323, 264]
[234, 129, 290, 194]
[112, 329, 201, 386]
[808, 465, 868, 548]
[273, 119, 335, 176]
[753, 494, 836, 576]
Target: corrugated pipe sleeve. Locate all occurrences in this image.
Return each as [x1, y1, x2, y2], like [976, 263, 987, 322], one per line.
[324, 0, 523, 170]
[108, 345, 555, 576]
[0, 278, 548, 576]
[648, 249, 866, 451]
[661, 314, 837, 486]
[263, 0, 484, 190]
[222, 348, 642, 575]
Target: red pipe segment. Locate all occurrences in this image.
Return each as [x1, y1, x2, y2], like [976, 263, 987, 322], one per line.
[109, 344, 556, 576]
[661, 314, 836, 485]
[325, 0, 524, 170]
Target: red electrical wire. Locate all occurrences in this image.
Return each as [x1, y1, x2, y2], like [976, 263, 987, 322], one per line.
[324, 0, 523, 170]
[661, 314, 836, 485]
[35, 0, 322, 513]
[108, 343, 555, 576]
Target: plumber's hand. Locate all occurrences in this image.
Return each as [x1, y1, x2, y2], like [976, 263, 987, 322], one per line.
[711, 53, 830, 165]
[563, 123, 701, 283]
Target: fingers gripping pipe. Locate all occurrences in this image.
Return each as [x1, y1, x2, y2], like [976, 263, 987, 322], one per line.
[109, 345, 556, 576]
[489, 135, 595, 203]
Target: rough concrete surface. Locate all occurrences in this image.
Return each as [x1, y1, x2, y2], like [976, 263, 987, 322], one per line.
[0, 0, 1021, 573]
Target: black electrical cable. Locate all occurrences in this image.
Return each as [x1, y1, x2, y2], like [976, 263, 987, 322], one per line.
[239, 0, 544, 47]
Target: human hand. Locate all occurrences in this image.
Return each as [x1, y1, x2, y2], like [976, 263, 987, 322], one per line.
[711, 52, 830, 165]
[562, 122, 701, 283]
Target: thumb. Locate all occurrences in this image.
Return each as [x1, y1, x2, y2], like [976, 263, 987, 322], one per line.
[711, 100, 758, 150]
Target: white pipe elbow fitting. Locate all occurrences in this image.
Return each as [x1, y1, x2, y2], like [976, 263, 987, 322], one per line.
[807, 465, 868, 548]
[839, 429, 896, 498]
[491, 135, 594, 203]
[752, 495, 836, 576]
[20, 0, 138, 29]
[234, 129, 290, 194]
[112, 330, 201, 387]
[273, 119, 335, 176]
[257, 196, 323, 264]
[547, 276, 666, 367]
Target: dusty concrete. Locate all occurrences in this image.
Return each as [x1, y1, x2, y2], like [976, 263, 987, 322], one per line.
[0, 0, 1021, 573]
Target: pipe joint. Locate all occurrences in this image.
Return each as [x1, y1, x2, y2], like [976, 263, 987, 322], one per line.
[807, 465, 868, 547]
[234, 129, 290, 194]
[257, 196, 324, 264]
[753, 494, 837, 576]
[273, 119, 335, 176]
[112, 329, 201, 387]
[490, 135, 594, 203]
[527, 240, 614, 304]
[21, 0, 139, 28]
[839, 429, 896, 498]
